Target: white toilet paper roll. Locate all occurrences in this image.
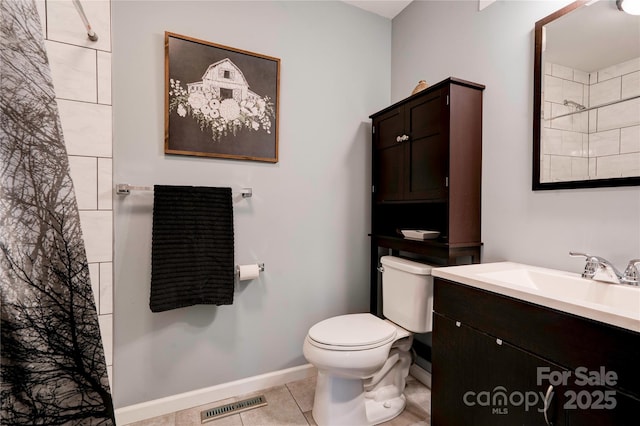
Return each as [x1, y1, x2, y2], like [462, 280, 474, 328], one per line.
[238, 264, 260, 281]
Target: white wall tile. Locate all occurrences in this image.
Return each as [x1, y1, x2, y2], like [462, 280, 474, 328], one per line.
[99, 262, 113, 314]
[98, 314, 113, 365]
[543, 101, 552, 122]
[47, 0, 111, 52]
[621, 125, 640, 154]
[619, 153, 640, 178]
[107, 366, 113, 390]
[45, 40, 96, 102]
[88, 262, 100, 309]
[566, 130, 586, 156]
[551, 63, 573, 80]
[540, 155, 550, 182]
[597, 152, 640, 178]
[598, 57, 640, 82]
[549, 156, 572, 181]
[57, 99, 112, 157]
[562, 79, 584, 106]
[35, 0, 47, 36]
[597, 97, 640, 132]
[590, 77, 621, 108]
[68, 156, 97, 210]
[588, 110, 597, 133]
[621, 70, 640, 99]
[98, 158, 112, 210]
[97, 51, 112, 105]
[79, 210, 112, 263]
[574, 69, 589, 85]
[573, 109, 588, 133]
[542, 128, 562, 154]
[552, 102, 572, 117]
[589, 129, 620, 157]
[550, 113, 572, 132]
[544, 75, 564, 104]
[571, 157, 589, 180]
[588, 157, 597, 177]
[546, 130, 585, 157]
[48, 0, 114, 392]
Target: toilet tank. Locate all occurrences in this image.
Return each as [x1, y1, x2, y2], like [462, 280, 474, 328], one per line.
[380, 256, 434, 333]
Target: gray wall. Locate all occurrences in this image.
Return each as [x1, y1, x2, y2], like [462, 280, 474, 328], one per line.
[112, 1, 390, 407]
[114, 0, 640, 409]
[392, 0, 639, 272]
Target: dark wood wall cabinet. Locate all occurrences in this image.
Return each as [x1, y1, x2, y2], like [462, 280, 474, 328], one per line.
[432, 277, 640, 426]
[369, 77, 485, 314]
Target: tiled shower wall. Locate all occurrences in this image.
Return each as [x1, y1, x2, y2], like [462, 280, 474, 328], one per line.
[542, 57, 640, 182]
[36, 0, 113, 386]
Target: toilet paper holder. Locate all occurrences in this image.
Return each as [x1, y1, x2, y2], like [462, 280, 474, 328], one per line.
[236, 263, 265, 276]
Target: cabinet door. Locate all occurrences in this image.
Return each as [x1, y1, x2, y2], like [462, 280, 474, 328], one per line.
[403, 89, 448, 201]
[432, 313, 569, 426]
[564, 383, 640, 425]
[373, 108, 405, 202]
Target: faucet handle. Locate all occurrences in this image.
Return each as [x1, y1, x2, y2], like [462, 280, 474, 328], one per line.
[569, 251, 599, 278]
[622, 259, 640, 285]
[569, 251, 592, 259]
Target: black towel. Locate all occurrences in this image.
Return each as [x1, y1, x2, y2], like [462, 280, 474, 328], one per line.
[150, 185, 234, 312]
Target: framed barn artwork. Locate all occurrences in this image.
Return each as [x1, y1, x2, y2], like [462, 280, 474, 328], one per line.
[164, 32, 280, 163]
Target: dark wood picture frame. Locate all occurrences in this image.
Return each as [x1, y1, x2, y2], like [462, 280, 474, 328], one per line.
[165, 32, 280, 163]
[532, 1, 640, 190]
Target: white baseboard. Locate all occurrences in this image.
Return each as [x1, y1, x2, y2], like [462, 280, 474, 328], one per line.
[409, 364, 432, 389]
[114, 364, 316, 425]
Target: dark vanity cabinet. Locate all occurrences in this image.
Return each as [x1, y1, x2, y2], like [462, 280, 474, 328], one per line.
[432, 277, 640, 426]
[369, 78, 484, 313]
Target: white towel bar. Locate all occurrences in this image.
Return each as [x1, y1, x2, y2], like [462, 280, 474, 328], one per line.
[115, 183, 253, 198]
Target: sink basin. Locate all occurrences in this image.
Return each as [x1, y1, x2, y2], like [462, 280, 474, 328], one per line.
[432, 262, 640, 332]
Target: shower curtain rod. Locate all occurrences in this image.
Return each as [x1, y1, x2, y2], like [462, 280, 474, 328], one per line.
[72, 0, 98, 41]
[547, 94, 640, 120]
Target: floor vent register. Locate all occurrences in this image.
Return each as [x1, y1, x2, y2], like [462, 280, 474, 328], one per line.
[201, 395, 268, 423]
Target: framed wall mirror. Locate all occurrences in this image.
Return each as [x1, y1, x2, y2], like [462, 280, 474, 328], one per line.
[533, 0, 640, 190]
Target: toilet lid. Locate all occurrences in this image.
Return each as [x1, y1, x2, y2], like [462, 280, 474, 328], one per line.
[308, 313, 397, 348]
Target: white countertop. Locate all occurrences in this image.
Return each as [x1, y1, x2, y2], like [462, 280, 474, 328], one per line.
[432, 262, 640, 333]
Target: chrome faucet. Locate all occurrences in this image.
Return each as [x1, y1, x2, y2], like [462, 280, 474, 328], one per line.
[623, 259, 640, 286]
[569, 252, 639, 286]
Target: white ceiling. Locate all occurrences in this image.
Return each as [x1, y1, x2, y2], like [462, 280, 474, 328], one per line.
[545, 0, 640, 72]
[344, 0, 639, 72]
[342, 1, 412, 19]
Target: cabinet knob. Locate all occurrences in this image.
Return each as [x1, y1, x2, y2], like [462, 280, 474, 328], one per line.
[396, 136, 402, 143]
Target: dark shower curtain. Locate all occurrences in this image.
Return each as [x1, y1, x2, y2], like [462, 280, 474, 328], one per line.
[0, 0, 115, 424]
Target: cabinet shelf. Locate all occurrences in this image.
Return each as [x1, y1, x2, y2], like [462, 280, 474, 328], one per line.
[372, 234, 482, 263]
[375, 197, 448, 205]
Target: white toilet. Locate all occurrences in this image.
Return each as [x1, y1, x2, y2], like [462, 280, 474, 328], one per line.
[303, 256, 434, 426]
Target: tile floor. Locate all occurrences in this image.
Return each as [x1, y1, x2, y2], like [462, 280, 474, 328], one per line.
[124, 374, 431, 426]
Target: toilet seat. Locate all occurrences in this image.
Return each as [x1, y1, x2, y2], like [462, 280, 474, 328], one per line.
[307, 313, 397, 351]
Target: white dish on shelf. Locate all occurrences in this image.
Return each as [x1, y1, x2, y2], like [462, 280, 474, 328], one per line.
[400, 230, 440, 240]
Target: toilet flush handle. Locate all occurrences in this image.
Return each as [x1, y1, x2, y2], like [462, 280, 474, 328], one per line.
[377, 265, 384, 273]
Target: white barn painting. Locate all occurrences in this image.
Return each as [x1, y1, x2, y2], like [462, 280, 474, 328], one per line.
[169, 57, 274, 142]
[166, 32, 279, 162]
[188, 58, 261, 104]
